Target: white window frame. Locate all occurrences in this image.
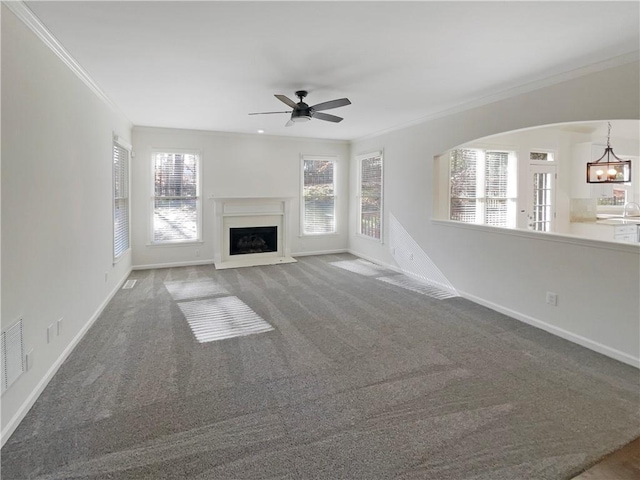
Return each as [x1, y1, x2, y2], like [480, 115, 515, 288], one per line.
[300, 155, 338, 236]
[150, 149, 202, 245]
[113, 135, 131, 262]
[356, 150, 384, 242]
[529, 150, 557, 164]
[448, 148, 518, 228]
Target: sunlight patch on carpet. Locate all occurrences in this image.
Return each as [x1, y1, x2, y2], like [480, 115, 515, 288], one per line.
[378, 274, 458, 300]
[330, 259, 389, 277]
[164, 279, 228, 301]
[177, 296, 273, 343]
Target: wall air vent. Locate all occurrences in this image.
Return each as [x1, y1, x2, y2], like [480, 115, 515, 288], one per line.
[1, 318, 25, 395]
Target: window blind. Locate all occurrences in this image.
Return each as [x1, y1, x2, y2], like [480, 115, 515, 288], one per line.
[153, 152, 200, 243]
[359, 154, 382, 239]
[484, 151, 509, 227]
[450, 149, 515, 227]
[113, 142, 129, 258]
[450, 149, 478, 223]
[303, 158, 335, 234]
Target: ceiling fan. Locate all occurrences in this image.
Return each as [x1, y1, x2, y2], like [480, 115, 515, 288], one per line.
[249, 90, 351, 127]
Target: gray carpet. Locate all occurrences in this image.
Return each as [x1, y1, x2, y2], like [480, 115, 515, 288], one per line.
[2, 253, 639, 479]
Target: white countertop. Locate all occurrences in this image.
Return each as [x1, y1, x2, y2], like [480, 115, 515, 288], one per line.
[596, 217, 640, 226]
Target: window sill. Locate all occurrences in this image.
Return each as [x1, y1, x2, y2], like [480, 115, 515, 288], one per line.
[113, 247, 131, 265]
[147, 240, 204, 248]
[299, 233, 340, 238]
[355, 233, 383, 244]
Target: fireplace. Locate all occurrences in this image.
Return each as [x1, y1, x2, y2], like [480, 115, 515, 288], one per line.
[230, 226, 277, 256]
[213, 197, 297, 269]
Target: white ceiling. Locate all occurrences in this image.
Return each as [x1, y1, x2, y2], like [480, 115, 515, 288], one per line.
[25, 1, 640, 141]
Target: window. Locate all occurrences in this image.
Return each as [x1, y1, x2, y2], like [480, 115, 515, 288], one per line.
[152, 151, 201, 243]
[113, 140, 130, 259]
[449, 148, 517, 227]
[357, 151, 383, 240]
[302, 156, 336, 234]
[530, 151, 554, 162]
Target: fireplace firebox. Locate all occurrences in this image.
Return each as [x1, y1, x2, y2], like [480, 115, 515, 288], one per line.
[230, 226, 278, 256]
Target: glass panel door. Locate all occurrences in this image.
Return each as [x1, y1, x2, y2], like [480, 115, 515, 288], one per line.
[529, 165, 556, 232]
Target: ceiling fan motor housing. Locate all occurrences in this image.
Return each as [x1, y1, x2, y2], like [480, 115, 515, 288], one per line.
[291, 104, 312, 122]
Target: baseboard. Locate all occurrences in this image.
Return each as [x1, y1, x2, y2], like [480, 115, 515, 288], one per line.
[0, 268, 133, 447]
[292, 249, 348, 257]
[458, 290, 640, 369]
[346, 249, 403, 274]
[348, 249, 639, 368]
[132, 259, 214, 270]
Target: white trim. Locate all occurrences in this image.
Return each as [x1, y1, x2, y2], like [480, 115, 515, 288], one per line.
[113, 138, 131, 263]
[4, 1, 125, 117]
[346, 249, 403, 274]
[133, 125, 350, 145]
[346, 248, 639, 368]
[356, 150, 384, 242]
[300, 154, 338, 236]
[458, 290, 640, 369]
[145, 241, 204, 248]
[354, 51, 640, 142]
[292, 249, 348, 257]
[0, 268, 133, 447]
[150, 149, 203, 245]
[132, 259, 214, 270]
[113, 134, 132, 151]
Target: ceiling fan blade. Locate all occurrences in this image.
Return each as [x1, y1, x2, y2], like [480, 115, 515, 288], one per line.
[311, 98, 351, 112]
[275, 94, 298, 109]
[248, 110, 291, 115]
[285, 120, 294, 127]
[313, 112, 343, 123]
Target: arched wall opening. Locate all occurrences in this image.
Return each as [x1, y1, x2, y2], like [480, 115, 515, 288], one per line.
[433, 120, 640, 243]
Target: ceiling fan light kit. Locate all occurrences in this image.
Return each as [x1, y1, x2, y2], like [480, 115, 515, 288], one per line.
[249, 90, 351, 127]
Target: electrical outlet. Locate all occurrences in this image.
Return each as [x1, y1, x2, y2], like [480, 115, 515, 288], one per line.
[47, 324, 54, 343]
[57, 317, 63, 336]
[104, 271, 108, 283]
[546, 292, 558, 306]
[195, 249, 200, 257]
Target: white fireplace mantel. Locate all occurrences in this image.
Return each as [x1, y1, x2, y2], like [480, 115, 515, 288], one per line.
[213, 197, 297, 269]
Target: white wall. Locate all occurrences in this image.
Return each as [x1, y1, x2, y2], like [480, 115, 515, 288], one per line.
[349, 61, 640, 365]
[131, 127, 350, 268]
[1, 7, 132, 442]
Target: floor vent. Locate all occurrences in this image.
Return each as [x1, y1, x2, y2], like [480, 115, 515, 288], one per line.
[378, 274, 458, 300]
[330, 259, 389, 277]
[122, 279, 137, 290]
[1, 319, 25, 395]
[177, 296, 273, 343]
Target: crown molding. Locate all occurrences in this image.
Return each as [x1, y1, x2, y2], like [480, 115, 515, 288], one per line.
[4, 0, 120, 112]
[354, 50, 640, 143]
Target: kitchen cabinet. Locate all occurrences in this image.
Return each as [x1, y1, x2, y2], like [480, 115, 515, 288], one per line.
[570, 221, 639, 243]
[614, 224, 638, 243]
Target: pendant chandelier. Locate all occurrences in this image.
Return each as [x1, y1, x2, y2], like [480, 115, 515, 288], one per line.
[586, 122, 631, 183]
